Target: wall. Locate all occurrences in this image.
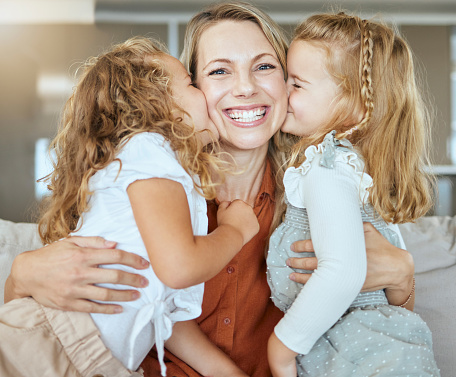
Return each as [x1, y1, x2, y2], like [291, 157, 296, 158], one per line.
[0, 21, 453, 222]
[0, 23, 167, 222]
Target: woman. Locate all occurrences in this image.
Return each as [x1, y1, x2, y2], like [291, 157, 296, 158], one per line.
[4, 2, 415, 376]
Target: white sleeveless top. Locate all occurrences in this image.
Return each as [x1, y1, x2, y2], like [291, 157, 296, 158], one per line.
[72, 132, 206, 375]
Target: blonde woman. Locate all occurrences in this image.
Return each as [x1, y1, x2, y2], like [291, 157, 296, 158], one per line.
[5, 3, 416, 376]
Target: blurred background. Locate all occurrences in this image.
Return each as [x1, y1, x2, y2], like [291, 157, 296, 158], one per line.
[1, 0, 456, 222]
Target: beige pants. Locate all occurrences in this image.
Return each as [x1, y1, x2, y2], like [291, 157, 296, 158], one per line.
[0, 297, 144, 377]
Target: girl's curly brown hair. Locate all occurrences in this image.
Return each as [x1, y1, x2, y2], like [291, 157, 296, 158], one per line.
[39, 36, 226, 244]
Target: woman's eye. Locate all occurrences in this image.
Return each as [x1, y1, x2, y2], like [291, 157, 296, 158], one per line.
[208, 68, 227, 75]
[258, 63, 275, 71]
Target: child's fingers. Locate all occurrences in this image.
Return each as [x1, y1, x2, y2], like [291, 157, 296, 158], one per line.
[218, 201, 231, 210]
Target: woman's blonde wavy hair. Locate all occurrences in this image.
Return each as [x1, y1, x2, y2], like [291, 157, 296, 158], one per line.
[286, 12, 434, 224]
[39, 36, 226, 244]
[181, 1, 298, 233]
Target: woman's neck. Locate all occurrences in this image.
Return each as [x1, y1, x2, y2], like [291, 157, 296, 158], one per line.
[216, 143, 269, 206]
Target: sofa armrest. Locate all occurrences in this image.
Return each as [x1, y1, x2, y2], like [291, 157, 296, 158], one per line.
[399, 216, 456, 377]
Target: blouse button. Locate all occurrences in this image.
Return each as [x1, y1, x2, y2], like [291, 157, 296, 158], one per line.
[224, 317, 231, 325]
[226, 266, 235, 274]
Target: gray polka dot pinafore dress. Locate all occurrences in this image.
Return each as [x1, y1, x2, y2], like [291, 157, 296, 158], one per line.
[267, 132, 441, 377]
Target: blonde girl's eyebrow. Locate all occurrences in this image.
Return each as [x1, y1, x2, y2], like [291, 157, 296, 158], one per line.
[291, 73, 310, 84]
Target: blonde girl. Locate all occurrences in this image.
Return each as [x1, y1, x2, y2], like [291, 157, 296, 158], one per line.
[0, 36, 258, 377]
[266, 12, 440, 377]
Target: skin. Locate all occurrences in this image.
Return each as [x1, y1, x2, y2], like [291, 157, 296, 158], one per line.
[282, 41, 341, 136]
[197, 21, 288, 155]
[269, 41, 345, 376]
[4, 17, 415, 377]
[268, 39, 416, 377]
[165, 20, 289, 377]
[164, 55, 219, 145]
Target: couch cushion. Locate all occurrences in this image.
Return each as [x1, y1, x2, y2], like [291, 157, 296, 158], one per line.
[0, 218, 41, 304]
[399, 216, 456, 377]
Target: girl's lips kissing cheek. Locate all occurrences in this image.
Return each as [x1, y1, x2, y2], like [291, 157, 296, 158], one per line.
[223, 106, 269, 127]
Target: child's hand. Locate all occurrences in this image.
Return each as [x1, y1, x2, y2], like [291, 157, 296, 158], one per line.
[267, 332, 298, 377]
[217, 200, 259, 246]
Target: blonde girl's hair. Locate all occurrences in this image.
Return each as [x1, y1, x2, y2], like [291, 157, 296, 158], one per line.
[181, 1, 298, 233]
[288, 12, 434, 223]
[39, 36, 225, 244]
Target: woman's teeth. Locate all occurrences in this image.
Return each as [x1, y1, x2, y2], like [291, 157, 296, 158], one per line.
[228, 108, 266, 123]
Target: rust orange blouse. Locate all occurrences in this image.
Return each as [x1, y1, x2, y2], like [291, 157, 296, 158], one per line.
[141, 161, 284, 376]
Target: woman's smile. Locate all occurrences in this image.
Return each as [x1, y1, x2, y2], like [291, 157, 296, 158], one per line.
[224, 105, 269, 127]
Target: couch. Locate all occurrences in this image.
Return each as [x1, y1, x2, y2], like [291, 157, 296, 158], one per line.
[1, 217, 455, 376]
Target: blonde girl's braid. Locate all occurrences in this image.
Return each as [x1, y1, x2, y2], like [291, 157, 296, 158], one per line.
[338, 19, 374, 139]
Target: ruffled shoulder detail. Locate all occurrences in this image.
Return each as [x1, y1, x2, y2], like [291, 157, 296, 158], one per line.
[284, 131, 373, 206]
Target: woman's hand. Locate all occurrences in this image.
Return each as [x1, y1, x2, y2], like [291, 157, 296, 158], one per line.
[267, 332, 298, 377]
[362, 223, 415, 308]
[286, 223, 415, 309]
[4, 236, 150, 314]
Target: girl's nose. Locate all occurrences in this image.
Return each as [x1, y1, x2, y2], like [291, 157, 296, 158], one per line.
[286, 80, 293, 96]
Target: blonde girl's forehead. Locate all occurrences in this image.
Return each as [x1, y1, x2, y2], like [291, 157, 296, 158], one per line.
[160, 54, 189, 80]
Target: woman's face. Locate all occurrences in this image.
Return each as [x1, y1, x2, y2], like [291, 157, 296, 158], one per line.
[194, 20, 288, 151]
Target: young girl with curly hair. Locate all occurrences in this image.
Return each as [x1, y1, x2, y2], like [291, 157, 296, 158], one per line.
[266, 12, 440, 377]
[0, 36, 258, 377]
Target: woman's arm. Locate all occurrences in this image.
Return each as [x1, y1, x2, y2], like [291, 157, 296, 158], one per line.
[285, 222, 415, 310]
[165, 320, 248, 377]
[127, 178, 259, 289]
[4, 236, 150, 313]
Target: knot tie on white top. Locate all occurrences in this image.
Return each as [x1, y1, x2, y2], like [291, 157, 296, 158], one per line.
[128, 300, 173, 377]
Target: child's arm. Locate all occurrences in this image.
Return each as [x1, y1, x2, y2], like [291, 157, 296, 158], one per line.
[127, 178, 259, 289]
[268, 161, 367, 375]
[267, 332, 297, 377]
[165, 320, 249, 377]
[286, 224, 415, 310]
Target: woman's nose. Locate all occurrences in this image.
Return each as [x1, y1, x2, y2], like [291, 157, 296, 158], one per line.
[232, 73, 256, 98]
